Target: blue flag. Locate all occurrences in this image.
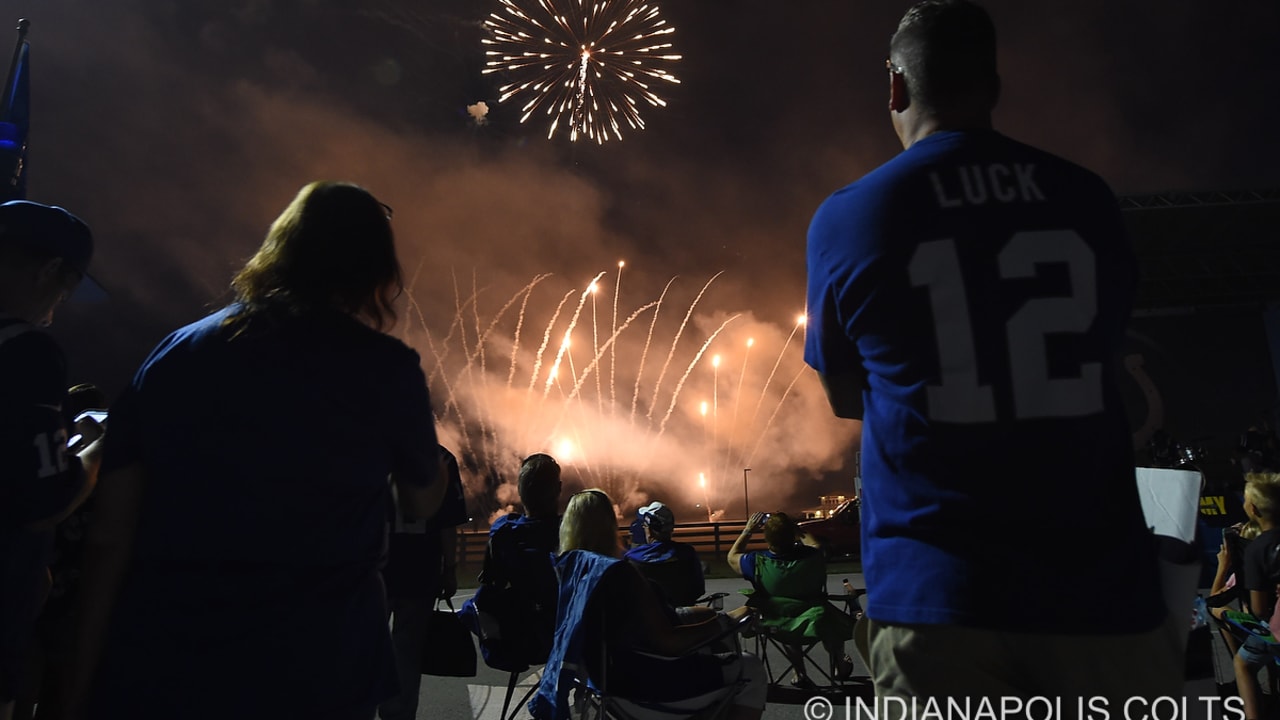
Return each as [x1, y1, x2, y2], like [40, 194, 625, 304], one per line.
[0, 22, 29, 202]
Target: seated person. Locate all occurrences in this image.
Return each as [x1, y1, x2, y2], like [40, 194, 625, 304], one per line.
[1209, 472, 1280, 720]
[531, 489, 764, 720]
[728, 511, 853, 688]
[461, 453, 563, 671]
[1207, 519, 1260, 657]
[623, 501, 709, 619]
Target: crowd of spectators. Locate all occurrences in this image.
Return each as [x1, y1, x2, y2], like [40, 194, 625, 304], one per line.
[2, 0, 1225, 716]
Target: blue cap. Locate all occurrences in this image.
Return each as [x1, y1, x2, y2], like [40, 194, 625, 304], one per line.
[0, 200, 104, 300]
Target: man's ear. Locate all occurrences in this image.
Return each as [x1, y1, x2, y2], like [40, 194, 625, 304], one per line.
[36, 256, 63, 283]
[889, 71, 910, 113]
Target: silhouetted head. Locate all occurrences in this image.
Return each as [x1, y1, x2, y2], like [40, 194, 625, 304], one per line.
[890, 0, 998, 115]
[0, 200, 96, 325]
[231, 181, 402, 331]
[887, 0, 999, 147]
[66, 383, 107, 415]
[518, 453, 562, 519]
[762, 512, 800, 553]
[1244, 472, 1280, 526]
[638, 501, 676, 541]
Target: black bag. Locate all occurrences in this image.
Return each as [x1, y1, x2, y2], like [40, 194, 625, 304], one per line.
[420, 598, 477, 677]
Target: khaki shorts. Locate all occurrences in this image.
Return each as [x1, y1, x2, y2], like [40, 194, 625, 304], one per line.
[865, 614, 1184, 720]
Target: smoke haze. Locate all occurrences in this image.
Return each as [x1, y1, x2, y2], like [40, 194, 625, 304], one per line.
[6, 0, 1277, 518]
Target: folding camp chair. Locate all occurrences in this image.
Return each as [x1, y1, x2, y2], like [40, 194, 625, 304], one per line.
[628, 557, 706, 607]
[749, 622, 838, 689]
[737, 551, 854, 691]
[572, 612, 756, 720]
[464, 515, 560, 720]
[531, 550, 764, 720]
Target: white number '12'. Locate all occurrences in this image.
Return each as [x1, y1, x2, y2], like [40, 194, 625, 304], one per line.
[908, 229, 1103, 423]
[34, 429, 70, 479]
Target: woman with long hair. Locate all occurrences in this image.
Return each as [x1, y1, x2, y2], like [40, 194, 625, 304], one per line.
[69, 182, 446, 720]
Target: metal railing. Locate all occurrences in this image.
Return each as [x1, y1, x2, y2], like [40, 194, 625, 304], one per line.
[452, 519, 770, 574]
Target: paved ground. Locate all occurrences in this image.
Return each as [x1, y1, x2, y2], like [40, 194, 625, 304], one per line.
[409, 575, 1233, 720]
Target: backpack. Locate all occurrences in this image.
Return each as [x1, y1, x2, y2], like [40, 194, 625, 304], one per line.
[471, 515, 558, 672]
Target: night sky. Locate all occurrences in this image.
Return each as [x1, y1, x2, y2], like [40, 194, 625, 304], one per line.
[7, 0, 1280, 516]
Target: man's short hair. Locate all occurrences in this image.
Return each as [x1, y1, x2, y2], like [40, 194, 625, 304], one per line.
[518, 453, 561, 502]
[889, 0, 998, 114]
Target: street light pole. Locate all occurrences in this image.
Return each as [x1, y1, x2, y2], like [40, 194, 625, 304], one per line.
[743, 468, 751, 518]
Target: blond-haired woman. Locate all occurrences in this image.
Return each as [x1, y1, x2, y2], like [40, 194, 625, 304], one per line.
[531, 489, 764, 720]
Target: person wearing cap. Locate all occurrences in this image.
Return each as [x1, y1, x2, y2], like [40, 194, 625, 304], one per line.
[623, 501, 707, 615]
[0, 200, 103, 720]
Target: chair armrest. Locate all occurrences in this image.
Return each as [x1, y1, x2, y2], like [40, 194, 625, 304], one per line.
[1205, 590, 1239, 609]
[681, 612, 753, 657]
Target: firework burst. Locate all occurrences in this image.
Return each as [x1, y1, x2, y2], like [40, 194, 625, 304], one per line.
[481, 0, 681, 143]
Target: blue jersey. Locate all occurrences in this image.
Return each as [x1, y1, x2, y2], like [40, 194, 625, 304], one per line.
[805, 130, 1161, 633]
[0, 318, 81, 700]
[92, 303, 440, 716]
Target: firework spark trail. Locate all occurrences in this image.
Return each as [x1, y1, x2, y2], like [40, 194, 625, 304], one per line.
[545, 299, 660, 489]
[424, 272, 482, 387]
[720, 337, 753, 488]
[505, 274, 551, 454]
[401, 265, 432, 345]
[630, 276, 675, 427]
[547, 301, 659, 440]
[543, 272, 606, 399]
[452, 275, 535, 394]
[452, 271, 496, 469]
[506, 273, 553, 387]
[561, 336, 591, 473]
[470, 271, 501, 472]
[524, 289, 575, 451]
[545, 356, 602, 491]
[421, 272, 483, 426]
[528, 290, 576, 394]
[481, 0, 682, 143]
[656, 313, 741, 439]
[744, 320, 803, 457]
[416, 322, 479, 464]
[610, 262, 623, 424]
[711, 355, 719, 494]
[646, 272, 723, 422]
[565, 334, 580, 389]
[746, 365, 808, 467]
[590, 283, 604, 441]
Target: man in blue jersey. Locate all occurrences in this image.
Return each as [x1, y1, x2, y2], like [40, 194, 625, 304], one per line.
[804, 0, 1182, 704]
[0, 201, 103, 720]
[461, 453, 562, 672]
